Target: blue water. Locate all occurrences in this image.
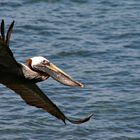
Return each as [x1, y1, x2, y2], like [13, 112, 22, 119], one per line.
[0, 0, 140, 139]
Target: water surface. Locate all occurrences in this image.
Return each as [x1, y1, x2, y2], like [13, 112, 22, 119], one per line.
[0, 0, 140, 139]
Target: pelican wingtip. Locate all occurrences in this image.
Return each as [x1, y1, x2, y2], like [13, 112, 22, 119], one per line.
[66, 113, 93, 124]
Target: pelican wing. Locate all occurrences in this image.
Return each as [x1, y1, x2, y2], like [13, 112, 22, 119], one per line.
[0, 20, 20, 75]
[6, 80, 67, 123]
[6, 80, 92, 124]
[0, 20, 92, 124]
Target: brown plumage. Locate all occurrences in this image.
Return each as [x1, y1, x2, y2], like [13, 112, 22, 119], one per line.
[0, 20, 93, 124]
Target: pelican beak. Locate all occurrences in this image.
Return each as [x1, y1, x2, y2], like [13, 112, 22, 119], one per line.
[41, 62, 84, 88]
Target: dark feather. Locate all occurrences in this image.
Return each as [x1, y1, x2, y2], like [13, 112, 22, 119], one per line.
[6, 21, 14, 45]
[6, 81, 67, 124]
[0, 20, 92, 124]
[6, 81, 92, 124]
[1, 20, 5, 41]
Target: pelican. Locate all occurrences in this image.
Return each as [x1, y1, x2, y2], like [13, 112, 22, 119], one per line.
[0, 20, 92, 124]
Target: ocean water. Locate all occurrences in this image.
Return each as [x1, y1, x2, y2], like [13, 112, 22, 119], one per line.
[0, 0, 140, 139]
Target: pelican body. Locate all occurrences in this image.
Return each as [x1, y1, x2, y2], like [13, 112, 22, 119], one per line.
[0, 20, 92, 124]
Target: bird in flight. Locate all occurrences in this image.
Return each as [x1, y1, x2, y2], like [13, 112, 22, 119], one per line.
[0, 20, 92, 124]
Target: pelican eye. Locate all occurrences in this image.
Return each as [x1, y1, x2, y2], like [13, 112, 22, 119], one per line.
[42, 60, 50, 65]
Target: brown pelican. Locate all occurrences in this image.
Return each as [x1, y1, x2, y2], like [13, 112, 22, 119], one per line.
[0, 20, 92, 124]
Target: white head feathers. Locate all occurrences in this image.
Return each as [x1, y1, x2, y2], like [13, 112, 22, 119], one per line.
[30, 56, 49, 66]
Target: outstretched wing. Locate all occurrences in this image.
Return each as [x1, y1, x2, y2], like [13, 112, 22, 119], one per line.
[6, 80, 92, 124]
[0, 20, 92, 124]
[0, 20, 20, 75]
[6, 80, 66, 123]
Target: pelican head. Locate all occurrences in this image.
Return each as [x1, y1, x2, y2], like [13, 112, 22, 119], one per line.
[26, 56, 84, 88]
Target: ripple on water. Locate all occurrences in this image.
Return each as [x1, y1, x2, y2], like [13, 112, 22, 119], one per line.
[0, 0, 140, 139]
